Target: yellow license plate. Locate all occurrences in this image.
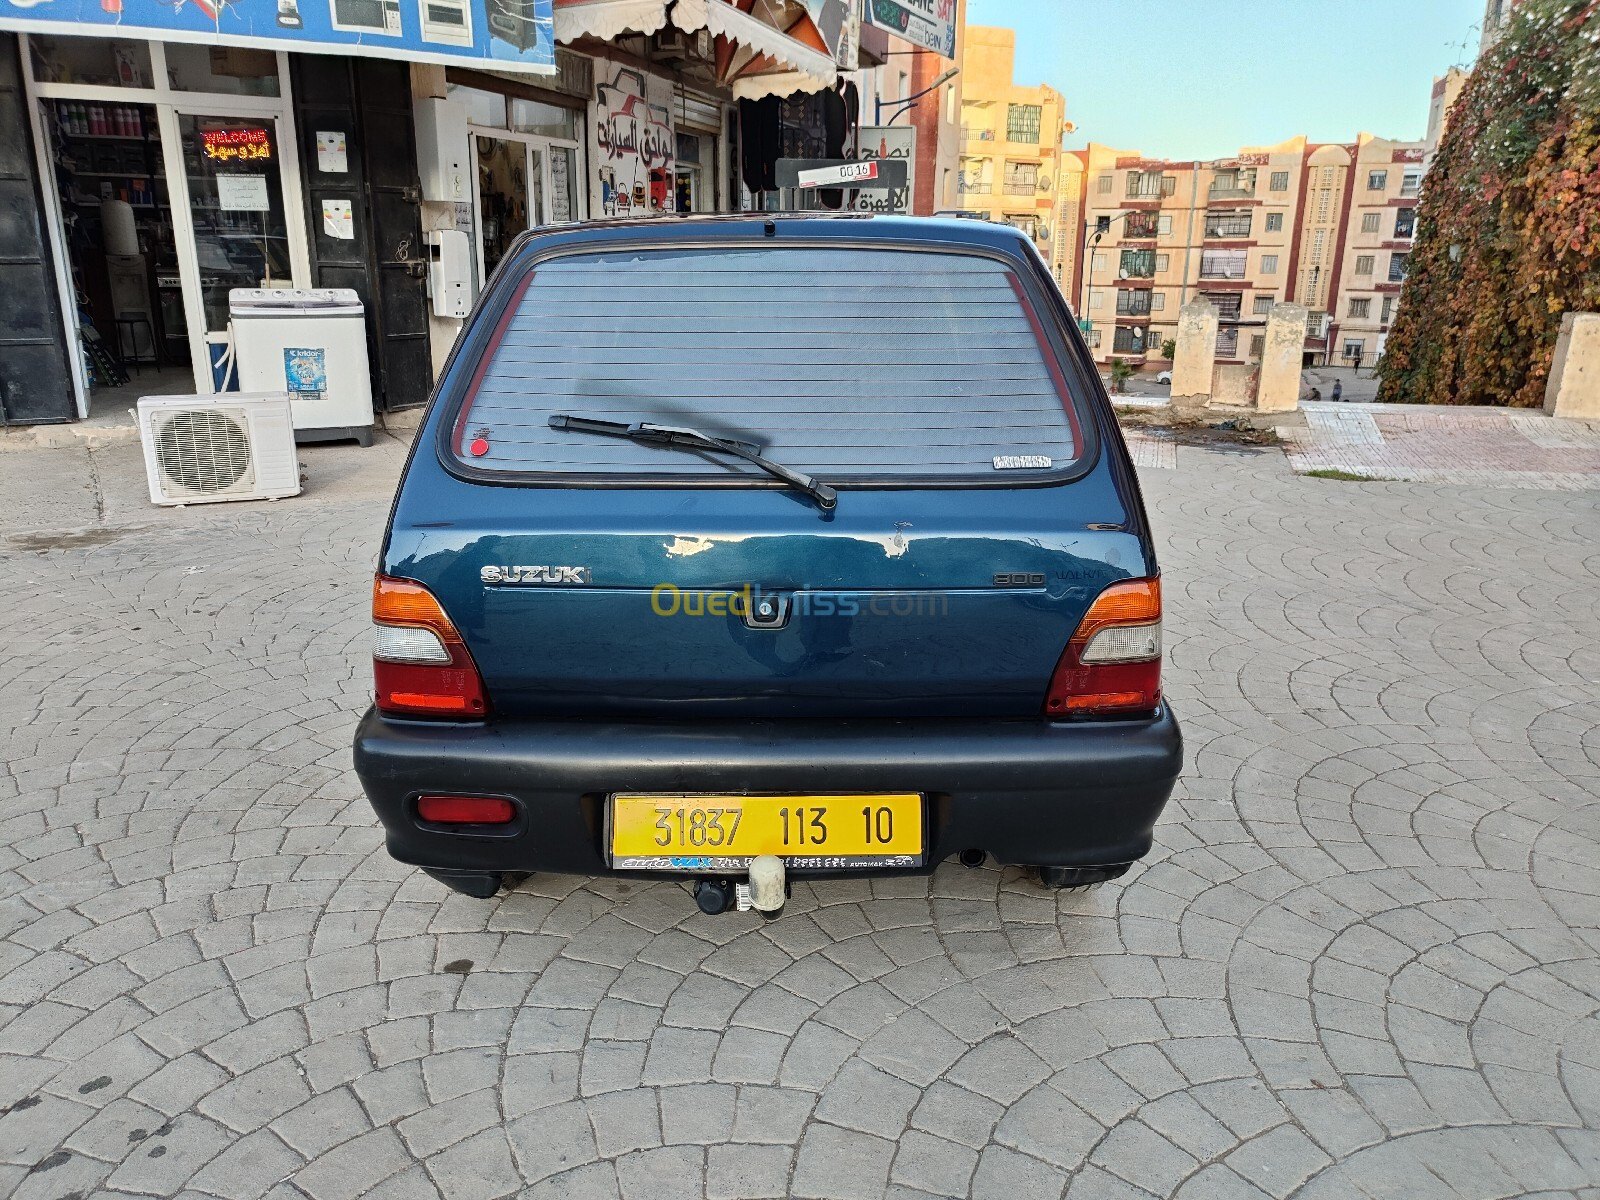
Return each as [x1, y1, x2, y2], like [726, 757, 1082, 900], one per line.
[609, 794, 923, 869]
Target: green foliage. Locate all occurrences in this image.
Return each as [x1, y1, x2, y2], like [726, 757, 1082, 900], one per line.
[1160, 338, 1177, 361]
[1377, 0, 1600, 407]
[1109, 359, 1134, 393]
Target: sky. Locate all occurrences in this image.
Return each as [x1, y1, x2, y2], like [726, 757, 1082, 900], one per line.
[962, 0, 1487, 159]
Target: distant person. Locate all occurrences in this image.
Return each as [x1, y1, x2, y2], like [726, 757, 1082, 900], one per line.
[1332, 379, 1343, 402]
[1309, 386, 1322, 401]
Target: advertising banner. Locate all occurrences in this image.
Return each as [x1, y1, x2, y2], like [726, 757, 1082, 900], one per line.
[0, 0, 555, 74]
[862, 0, 955, 59]
[853, 125, 914, 214]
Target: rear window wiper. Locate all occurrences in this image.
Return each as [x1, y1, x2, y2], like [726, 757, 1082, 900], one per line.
[547, 415, 838, 511]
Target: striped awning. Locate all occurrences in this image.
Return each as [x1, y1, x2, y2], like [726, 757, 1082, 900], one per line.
[554, 0, 837, 100]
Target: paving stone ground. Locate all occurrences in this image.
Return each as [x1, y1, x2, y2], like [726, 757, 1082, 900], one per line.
[1, 430, 1598, 1199]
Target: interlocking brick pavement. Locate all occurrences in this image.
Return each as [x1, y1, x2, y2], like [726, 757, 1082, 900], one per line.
[1282, 402, 1600, 488]
[1, 433, 1598, 1199]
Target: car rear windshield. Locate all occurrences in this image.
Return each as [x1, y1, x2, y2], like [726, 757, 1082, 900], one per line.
[449, 243, 1085, 481]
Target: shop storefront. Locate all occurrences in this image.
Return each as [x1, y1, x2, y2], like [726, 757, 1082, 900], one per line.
[0, 3, 554, 427]
[21, 35, 314, 412]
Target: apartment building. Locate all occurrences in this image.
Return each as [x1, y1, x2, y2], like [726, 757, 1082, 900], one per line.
[956, 26, 1070, 273]
[1070, 134, 1425, 369]
[1331, 138, 1425, 368]
[1073, 139, 1306, 365]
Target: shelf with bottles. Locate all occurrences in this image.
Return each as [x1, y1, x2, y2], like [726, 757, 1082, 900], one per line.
[53, 101, 154, 142]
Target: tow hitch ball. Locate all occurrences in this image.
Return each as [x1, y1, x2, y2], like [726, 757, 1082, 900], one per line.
[695, 855, 786, 918]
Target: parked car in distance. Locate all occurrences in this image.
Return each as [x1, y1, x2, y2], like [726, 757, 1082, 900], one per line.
[353, 214, 1182, 917]
[1155, 369, 1173, 384]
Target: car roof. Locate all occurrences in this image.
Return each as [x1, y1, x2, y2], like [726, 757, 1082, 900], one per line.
[504, 212, 1041, 258]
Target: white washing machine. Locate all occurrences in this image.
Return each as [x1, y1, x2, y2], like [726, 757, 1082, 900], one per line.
[229, 288, 375, 445]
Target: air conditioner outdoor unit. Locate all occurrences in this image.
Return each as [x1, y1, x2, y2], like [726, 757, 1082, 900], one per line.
[137, 393, 302, 506]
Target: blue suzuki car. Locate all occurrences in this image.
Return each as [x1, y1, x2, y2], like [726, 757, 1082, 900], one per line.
[354, 214, 1180, 915]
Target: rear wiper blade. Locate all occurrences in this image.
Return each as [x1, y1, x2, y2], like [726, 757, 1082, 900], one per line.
[548, 414, 837, 511]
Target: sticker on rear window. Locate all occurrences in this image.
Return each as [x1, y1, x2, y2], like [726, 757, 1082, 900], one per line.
[993, 455, 1054, 470]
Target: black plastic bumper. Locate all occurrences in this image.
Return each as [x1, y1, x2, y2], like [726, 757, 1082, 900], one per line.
[352, 706, 1183, 878]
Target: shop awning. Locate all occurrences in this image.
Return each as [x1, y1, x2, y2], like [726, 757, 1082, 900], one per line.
[554, 0, 838, 101]
[553, 0, 674, 41]
[673, 0, 838, 100]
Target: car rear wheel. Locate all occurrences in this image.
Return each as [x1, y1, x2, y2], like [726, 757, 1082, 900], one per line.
[1036, 863, 1131, 889]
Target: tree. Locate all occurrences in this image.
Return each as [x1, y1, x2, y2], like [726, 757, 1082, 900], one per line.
[1377, 0, 1600, 407]
[1109, 359, 1134, 394]
[1160, 338, 1177, 361]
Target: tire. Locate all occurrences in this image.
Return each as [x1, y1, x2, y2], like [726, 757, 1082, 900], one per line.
[1036, 863, 1131, 890]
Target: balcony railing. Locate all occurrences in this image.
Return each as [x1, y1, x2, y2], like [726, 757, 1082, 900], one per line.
[960, 126, 996, 143]
[1116, 298, 1153, 316]
[1002, 181, 1036, 196]
[1208, 185, 1256, 200]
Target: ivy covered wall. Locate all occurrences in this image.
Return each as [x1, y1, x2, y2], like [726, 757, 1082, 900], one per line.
[1376, 0, 1600, 407]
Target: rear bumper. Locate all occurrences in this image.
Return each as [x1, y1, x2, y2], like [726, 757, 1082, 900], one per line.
[352, 706, 1183, 878]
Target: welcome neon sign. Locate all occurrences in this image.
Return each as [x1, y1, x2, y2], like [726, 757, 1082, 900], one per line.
[201, 128, 271, 162]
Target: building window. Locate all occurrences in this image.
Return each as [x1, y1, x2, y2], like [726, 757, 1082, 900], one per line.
[1395, 207, 1417, 238]
[1401, 171, 1422, 197]
[1216, 328, 1240, 356]
[1112, 325, 1148, 354]
[1006, 104, 1042, 143]
[1260, 254, 1279, 274]
[1157, 214, 1173, 235]
[1163, 174, 1177, 196]
[1097, 173, 1113, 194]
[1210, 169, 1256, 198]
[1344, 339, 1366, 359]
[1204, 211, 1252, 238]
[1119, 248, 1156, 277]
[1253, 295, 1275, 315]
[1086, 328, 1102, 347]
[1151, 292, 1166, 310]
[1361, 212, 1381, 233]
[1355, 255, 1375, 275]
[1202, 291, 1243, 320]
[1089, 288, 1104, 309]
[1116, 288, 1153, 315]
[1307, 312, 1326, 336]
[1126, 170, 1166, 198]
[1269, 170, 1290, 192]
[1381, 296, 1394, 323]
[1095, 215, 1111, 234]
[1389, 252, 1410, 281]
[1003, 161, 1038, 195]
[1349, 297, 1371, 318]
[1125, 211, 1160, 239]
[1154, 253, 1170, 272]
[1250, 334, 1266, 357]
[1199, 249, 1247, 279]
[1266, 212, 1283, 232]
[1091, 252, 1107, 272]
[1367, 169, 1388, 190]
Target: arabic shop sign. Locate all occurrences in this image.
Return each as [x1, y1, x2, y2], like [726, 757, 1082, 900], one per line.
[0, 0, 555, 75]
[202, 128, 271, 163]
[863, 0, 956, 59]
[594, 65, 674, 218]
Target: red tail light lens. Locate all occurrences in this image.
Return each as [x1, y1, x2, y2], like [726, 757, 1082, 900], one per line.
[1045, 578, 1163, 717]
[372, 575, 489, 718]
[417, 795, 515, 824]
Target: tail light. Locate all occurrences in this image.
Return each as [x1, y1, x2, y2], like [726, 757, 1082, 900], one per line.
[371, 575, 489, 718]
[1044, 578, 1162, 717]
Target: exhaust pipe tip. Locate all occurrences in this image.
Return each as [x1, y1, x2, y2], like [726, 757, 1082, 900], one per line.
[959, 848, 987, 869]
